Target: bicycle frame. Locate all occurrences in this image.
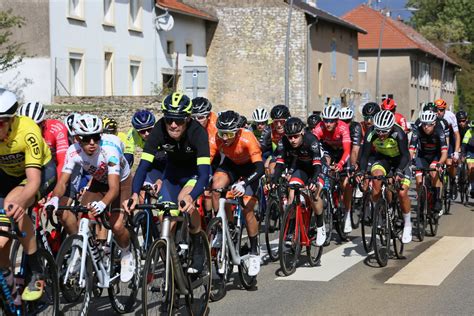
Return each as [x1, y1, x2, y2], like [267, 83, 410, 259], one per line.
[287, 187, 312, 247]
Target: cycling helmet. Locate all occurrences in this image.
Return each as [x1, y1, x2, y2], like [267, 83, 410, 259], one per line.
[73, 114, 103, 135]
[64, 113, 79, 136]
[191, 97, 212, 115]
[434, 99, 447, 109]
[307, 113, 321, 129]
[456, 110, 468, 121]
[18, 101, 46, 123]
[252, 107, 269, 123]
[132, 110, 155, 130]
[0, 88, 19, 118]
[216, 110, 240, 132]
[339, 107, 354, 120]
[270, 104, 290, 120]
[161, 92, 192, 119]
[103, 116, 118, 133]
[362, 102, 380, 117]
[422, 102, 437, 112]
[381, 98, 397, 111]
[373, 110, 395, 131]
[321, 105, 340, 120]
[419, 110, 437, 124]
[284, 117, 305, 135]
[237, 115, 248, 128]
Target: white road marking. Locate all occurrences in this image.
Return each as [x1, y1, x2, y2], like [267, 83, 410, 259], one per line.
[276, 237, 366, 282]
[385, 236, 474, 286]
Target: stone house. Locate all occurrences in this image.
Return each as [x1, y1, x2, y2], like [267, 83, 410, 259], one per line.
[181, 0, 366, 118]
[343, 5, 459, 120]
[0, 0, 216, 104]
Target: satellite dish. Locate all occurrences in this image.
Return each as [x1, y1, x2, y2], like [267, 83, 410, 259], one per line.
[155, 11, 174, 32]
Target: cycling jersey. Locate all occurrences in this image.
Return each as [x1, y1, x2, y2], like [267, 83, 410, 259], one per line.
[394, 112, 409, 132]
[118, 131, 127, 145]
[250, 124, 271, 146]
[42, 119, 69, 177]
[409, 124, 448, 161]
[348, 121, 363, 146]
[441, 110, 459, 133]
[210, 129, 262, 165]
[0, 116, 52, 178]
[123, 128, 145, 165]
[62, 134, 130, 184]
[459, 125, 469, 143]
[206, 112, 218, 137]
[414, 117, 449, 138]
[312, 120, 351, 167]
[462, 129, 474, 159]
[261, 125, 285, 154]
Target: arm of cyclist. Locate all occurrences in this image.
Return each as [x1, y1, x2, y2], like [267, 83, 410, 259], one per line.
[124, 153, 134, 167]
[54, 124, 69, 177]
[438, 129, 449, 168]
[89, 174, 120, 216]
[409, 129, 419, 160]
[309, 136, 324, 192]
[336, 125, 351, 172]
[395, 130, 410, 182]
[5, 167, 42, 221]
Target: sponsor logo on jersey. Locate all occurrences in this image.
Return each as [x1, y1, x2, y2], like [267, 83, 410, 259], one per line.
[25, 133, 41, 159]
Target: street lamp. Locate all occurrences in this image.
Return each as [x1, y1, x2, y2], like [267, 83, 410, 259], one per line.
[374, 7, 419, 102]
[440, 40, 471, 98]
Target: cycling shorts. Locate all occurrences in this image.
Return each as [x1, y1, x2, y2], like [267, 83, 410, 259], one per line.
[414, 157, 439, 177]
[288, 168, 316, 186]
[370, 157, 411, 187]
[81, 175, 132, 213]
[215, 158, 259, 197]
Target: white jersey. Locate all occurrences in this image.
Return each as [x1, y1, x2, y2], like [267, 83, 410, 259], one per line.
[443, 110, 459, 133]
[63, 134, 130, 183]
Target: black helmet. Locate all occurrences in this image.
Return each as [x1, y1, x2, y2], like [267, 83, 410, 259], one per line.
[216, 110, 240, 131]
[102, 116, 118, 134]
[270, 104, 290, 120]
[284, 117, 305, 135]
[423, 102, 437, 112]
[161, 92, 192, 119]
[456, 110, 468, 121]
[362, 102, 380, 118]
[237, 115, 248, 128]
[307, 113, 321, 129]
[192, 97, 212, 115]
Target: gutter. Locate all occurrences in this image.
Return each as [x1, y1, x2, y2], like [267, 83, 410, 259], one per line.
[155, 3, 218, 22]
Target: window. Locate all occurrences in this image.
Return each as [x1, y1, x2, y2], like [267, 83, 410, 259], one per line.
[358, 61, 367, 73]
[318, 63, 323, 96]
[330, 40, 336, 78]
[186, 43, 193, 58]
[348, 46, 353, 81]
[69, 52, 84, 96]
[103, 0, 114, 25]
[163, 73, 175, 90]
[166, 40, 174, 56]
[410, 59, 419, 84]
[445, 70, 454, 91]
[68, 0, 84, 20]
[129, 59, 142, 95]
[129, 0, 142, 31]
[419, 62, 430, 87]
[104, 52, 113, 96]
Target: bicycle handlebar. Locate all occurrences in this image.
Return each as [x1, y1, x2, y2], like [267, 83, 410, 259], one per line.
[51, 205, 112, 230]
[0, 207, 26, 238]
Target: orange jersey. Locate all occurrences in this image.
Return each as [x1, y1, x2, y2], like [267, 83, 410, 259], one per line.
[211, 129, 262, 165]
[206, 112, 218, 137]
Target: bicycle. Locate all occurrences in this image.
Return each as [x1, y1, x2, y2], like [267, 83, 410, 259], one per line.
[357, 173, 375, 253]
[54, 204, 141, 315]
[0, 208, 59, 316]
[348, 174, 362, 230]
[138, 201, 211, 315]
[412, 168, 441, 238]
[278, 183, 323, 276]
[320, 170, 347, 246]
[440, 167, 452, 215]
[458, 160, 470, 206]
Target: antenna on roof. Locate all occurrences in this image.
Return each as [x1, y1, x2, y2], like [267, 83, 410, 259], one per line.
[155, 9, 174, 32]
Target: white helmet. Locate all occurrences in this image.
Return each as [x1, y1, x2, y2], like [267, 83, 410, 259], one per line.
[373, 110, 395, 131]
[419, 110, 437, 124]
[252, 107, 269, 123]
[73, 114, 103, 135]
[18, 101, 46, 123]
[0, 88, 19, 118]
[321, 105, 340, 119]
[64, 113, 80, 136]
[339, 107, 354, 120]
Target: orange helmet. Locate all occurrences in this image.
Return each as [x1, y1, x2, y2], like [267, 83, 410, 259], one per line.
[434, 99, 447, 109]
[381, 98, 397, 111]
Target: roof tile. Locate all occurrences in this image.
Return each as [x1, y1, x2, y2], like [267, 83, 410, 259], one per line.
[156, 0, 217, 21]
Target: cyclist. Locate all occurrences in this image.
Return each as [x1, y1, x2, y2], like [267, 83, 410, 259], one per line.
[339, 107, 363, 166]
[192, 97, 218, 137]
[307, 112, 322, 131]
[210, 110, 264, 276]
[461, 120, 474, 197]
[414, 102, 450, 139]
[360, 102, 380, 135]
[312, 105, 353, 234]
[409, 111, 448, 213]
[269, 117, 326, 246]
[64, 112, 79, 145]
[126, 92, 211, 274]
[237, 114, 249, 129]
[103, 116, 127, 143]
[262, 105, 291, 173]
[434, 99, 461, 199]
[19, 102, 69, 178]
[0, 89, 56, 301]
[380, 97, 409, 132]
[44, 114, 136, 282]
[358, 110, 412, 243]
[123, 110, 156, 167]
[456, 110, 469, 141]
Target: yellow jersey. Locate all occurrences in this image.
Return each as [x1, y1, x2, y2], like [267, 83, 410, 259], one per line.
[0, 116, 52, 177]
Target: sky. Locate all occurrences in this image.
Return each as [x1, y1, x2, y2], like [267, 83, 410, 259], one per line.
[317, 0, 413, 20]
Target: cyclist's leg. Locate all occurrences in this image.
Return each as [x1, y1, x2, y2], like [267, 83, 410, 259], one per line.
[429, 160, 442, 211]
[414, 157, 428, 191]
[370, 158, 389, 201]
[58, 164, 82, 235]
[109, 176, 132, 249]
[211, 158, 233, 217]
[396, 165, 412, 243]
[80, 182, 109, 242]
[178, 179, 202, 234]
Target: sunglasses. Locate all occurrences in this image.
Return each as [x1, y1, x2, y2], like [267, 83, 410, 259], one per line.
[422, 122, 436, 127]
[458, 120, 467, 123]
[79, 133, 101, 143]
[217, 130, 237, 139]
[375, 129, 390, 135]
[323, 119, 337, 124]
[273, 119, 286, 125]
[138, 128, 153, 135]
[363, 115, 374, 121]
[165, 117, 187, 125]
[436, 108, 445, 112]
[192, 115, 208, 121]
[286, 134, 301, 140]
[256, 121, 267, 125]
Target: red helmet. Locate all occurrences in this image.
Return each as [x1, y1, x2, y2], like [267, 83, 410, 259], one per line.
[381, 98, 397, 111]
[434, 99, 447, 109]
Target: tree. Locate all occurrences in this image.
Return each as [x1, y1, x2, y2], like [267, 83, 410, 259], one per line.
[0, 9, 25, 73]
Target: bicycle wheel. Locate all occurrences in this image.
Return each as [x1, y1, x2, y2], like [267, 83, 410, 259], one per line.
[265, 198, 281, 262]
[372, 199, 391, 267]
[108, 230, 141, 314]
[321, 190, 333, 246]
[360, 194, 374, 253]
[335, 203, 348, 241]
[391, 205, 404, 259]
[206, 217, 228, 302]
[237, 225, 257, 289]
[278, 204, 301, 276]
[55, 234, 92, 315]
[443, 175, 452, 214]
[186, 230, 211, 316]
[415, 186, 427, 241]
[306, 209, 323, 267]
[142, 239, 174, 316]
[134, 210, 153, 260]
[428, 204, 440, 236]
[350, 189, 362, 229]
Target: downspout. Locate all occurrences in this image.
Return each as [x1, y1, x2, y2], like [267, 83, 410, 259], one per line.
[306, 15, 318, 118]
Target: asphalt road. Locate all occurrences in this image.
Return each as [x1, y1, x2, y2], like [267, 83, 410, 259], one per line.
[85, 196, 474, 316]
